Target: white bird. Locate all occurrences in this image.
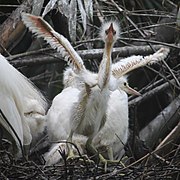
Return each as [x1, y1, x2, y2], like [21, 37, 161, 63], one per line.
[44, 75, 140, 165]
[21, 13, 170, 162]
[21, 13, 169, 89]
[0, 54, 47, 158]
[67, 22, 119, 157]
[45, 22, 119, 159]
[44, 46, 170, 165]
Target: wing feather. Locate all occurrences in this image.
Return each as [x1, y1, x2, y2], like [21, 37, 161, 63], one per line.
[112, 47, 170, 78]
[21, 13, 85, 72]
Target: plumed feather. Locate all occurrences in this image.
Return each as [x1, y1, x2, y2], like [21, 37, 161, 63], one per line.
[21, 13, 85, 73]
[0, 96, 24, 149]
[112, 47, 170, 78]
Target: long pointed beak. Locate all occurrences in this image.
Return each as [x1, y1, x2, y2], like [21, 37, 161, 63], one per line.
[108, 23, 114, 33]
[125, 84, 141, 96]
[107, 23, 115, 41]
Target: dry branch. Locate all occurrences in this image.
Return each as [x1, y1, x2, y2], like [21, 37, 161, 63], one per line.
[0, 0, 33, 53]
[7, 44, 166, 66]
[139, 95, 180, 148]
[155, 121, 180, 155]
[129, 77, 180, 106]
[0, 0, 44, 54]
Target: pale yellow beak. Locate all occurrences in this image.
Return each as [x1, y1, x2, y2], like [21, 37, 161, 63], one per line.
[125, 84, 141, 96]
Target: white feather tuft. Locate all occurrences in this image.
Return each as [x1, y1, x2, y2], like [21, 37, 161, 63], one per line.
[112, 47, 170, 78]
[100, 21, 120, 43]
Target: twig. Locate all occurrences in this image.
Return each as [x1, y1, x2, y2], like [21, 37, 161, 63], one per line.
[155, 121, 180, 154]
[129, 78, 180, 106]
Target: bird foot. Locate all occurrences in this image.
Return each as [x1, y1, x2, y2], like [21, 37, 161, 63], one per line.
[67, 152, 94, 164]
[99, 154, 126, 172]
[66, 148, 76, 160]
[78, 154, 95, 164]
[99, 154, 108, 172]
[67, 147, 94, 164]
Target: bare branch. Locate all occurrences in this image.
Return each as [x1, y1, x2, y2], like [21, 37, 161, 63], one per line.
[139, 95, 180, 148]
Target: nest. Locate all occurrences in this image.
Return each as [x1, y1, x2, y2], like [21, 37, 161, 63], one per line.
[0, 141, 179, 179]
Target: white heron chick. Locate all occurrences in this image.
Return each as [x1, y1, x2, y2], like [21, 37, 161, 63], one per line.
[67, 22, 119, 157]
[22, 13, 169, 89]
[44, 46, 170, 164]
[93, 76, 139, 161]
[0, 54, 47, 157]
[44, 76, 140, 165]
[22, 13, 169, 90]
[22, 13, 170, 162]
[46, 22, 119, 159]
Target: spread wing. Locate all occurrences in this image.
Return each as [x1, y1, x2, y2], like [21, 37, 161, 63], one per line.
[22, 13, 85, 73]
[112, 47, 170, 78]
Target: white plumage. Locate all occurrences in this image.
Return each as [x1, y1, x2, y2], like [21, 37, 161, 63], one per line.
[47, 22, 119, 159]
[46, 87, 79, 142]
[67, 22, 119, 157]
[21, 13, 97, 88]
[44, 76, 138, 165]
[112, 48, 170, 79]
[44, 46, 169, 164]
[21, 13, 170, 164]
[0, 54, 47, 157]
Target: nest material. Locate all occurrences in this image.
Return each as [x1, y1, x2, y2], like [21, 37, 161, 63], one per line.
[0, 141, 179, 179]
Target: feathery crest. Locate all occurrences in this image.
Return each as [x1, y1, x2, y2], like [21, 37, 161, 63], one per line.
[112, 47, 170, 78]
[21, 13, 85, 73]
[100, 21, 120, 43]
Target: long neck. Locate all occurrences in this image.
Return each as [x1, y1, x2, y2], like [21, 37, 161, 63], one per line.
[98, 42, 113, 90]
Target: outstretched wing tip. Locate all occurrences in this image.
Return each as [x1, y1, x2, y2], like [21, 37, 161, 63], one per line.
[22, 13, 85, 72]
[112, 47, 170, 78]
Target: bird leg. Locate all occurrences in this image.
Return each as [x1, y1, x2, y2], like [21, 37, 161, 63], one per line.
[86, 138, 109, 171]
[66, 132, 94, 164]
[86, 138, 108, 168]
[107, 147, 126, 167]
[66, 130, 75, 159]
[86, 140, 125, 172]
[86, 138, 97, 154]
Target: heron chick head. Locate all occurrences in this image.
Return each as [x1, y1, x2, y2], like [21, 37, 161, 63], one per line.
[100, 21, 120, 45]
[118, 76, 141, 96]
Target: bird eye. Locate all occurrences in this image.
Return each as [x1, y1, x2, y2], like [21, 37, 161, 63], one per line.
[124, 82, 127, 86]
[105, 29, 108, 35]
[113, 30, 116, 35]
